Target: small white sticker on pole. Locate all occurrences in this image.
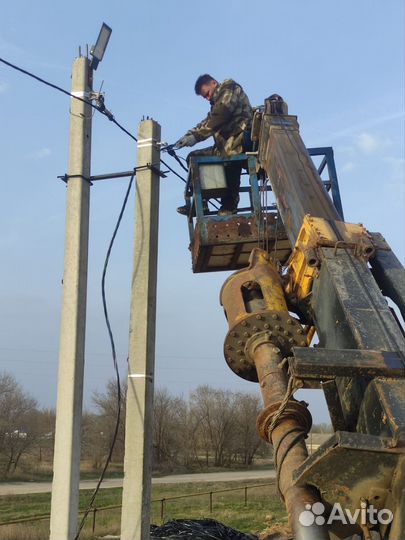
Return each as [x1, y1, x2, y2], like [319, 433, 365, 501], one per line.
[71, 91, 91, 99]
[137, 138, 159, 149]
[128, 373, 153, 381]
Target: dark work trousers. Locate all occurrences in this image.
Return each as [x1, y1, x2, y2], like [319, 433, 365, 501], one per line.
[222, 161, 242, 210]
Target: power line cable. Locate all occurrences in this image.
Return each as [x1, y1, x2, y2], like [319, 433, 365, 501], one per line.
[75, 173, 134, 539]
[1, 56, 190, 184]
[1, 57, 106, 114]
[0, 56, 138, 144]
[165, 147, 189, 173]
[160, 157, 187, 183]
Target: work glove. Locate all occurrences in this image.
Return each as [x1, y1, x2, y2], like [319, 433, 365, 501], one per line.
[175, 133, 197, 149]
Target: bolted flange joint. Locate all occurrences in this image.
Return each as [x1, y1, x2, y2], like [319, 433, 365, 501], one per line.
[244, 331, 279, 364]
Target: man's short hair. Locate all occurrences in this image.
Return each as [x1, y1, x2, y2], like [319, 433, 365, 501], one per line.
[194, 74, 216, 95]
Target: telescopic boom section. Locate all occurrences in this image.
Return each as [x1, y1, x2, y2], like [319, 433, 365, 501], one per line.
[256, 98, 341, 246]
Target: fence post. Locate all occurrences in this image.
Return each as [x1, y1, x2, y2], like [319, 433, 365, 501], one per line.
[209, 492, 213, 514]
[160, 499, 165, 524]
[92, 508, 97, 534]
[244, 486, 248, 506]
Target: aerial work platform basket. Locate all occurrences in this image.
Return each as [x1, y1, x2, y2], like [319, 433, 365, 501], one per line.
[183, 148, 343, 273]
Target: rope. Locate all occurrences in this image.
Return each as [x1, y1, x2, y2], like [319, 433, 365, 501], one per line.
[266, 376, 297, 440]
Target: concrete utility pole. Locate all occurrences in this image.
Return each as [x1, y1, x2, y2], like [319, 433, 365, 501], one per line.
[121, 119, 161, 540]
[50, 55, 92, 540]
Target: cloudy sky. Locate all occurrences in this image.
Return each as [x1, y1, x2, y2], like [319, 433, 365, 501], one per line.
[0, 1, 403, 423]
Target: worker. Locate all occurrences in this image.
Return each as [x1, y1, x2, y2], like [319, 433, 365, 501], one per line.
[175, 74, 253, 216]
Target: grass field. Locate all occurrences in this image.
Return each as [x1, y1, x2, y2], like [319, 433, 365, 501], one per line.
[0, 479, 288, 539]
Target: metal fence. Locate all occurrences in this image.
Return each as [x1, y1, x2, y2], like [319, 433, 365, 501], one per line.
[0, 480, 276, 535]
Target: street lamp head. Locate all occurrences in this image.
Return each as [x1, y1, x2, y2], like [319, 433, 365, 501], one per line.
[90, 23, 112, 70]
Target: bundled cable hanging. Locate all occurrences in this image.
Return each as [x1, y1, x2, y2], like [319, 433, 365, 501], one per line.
[75, 173, 134, 539]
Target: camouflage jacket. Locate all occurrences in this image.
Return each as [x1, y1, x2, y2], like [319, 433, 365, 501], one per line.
[186, 79, 253, 157]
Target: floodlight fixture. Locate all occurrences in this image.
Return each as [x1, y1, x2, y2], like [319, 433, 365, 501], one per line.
[90, 23, 112, 70]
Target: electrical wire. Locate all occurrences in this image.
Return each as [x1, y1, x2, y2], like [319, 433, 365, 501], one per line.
[0, 56, 123, 124]
[165, 148, 189, 173]
[160, 157, 187, 183]
[0, 56, 192, 184]
[74, 173, 134, 539]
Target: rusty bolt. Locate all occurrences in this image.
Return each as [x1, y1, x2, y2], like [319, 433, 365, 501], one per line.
[272, 314, 279, 320]
[287, 318, 293, 325]
[243, 332, 250, 338]
[253, 326, 258, 332]
[231, 331, 237, 337]
[264, 323, 270, 329]
[237, 340, 244, 346]
[283, 330, 289, 336]
[241, 321, 247, 327]
[237, 349, 244, 356]
[256, 314, 262, 320]
[297, 328, 304, 335]
[300, 340, 307, 346]
[288, 338, 294, 344]
[226, 345, 232, 350]
[275, 325, 281, 331]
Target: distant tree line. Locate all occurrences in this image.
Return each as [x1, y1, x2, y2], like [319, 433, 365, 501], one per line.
[0, 372, 331, 478]
[84, 382, 269, 472]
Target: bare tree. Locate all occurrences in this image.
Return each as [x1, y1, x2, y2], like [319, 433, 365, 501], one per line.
[86, 380, 270, 473]
[153, 388, 187, 467]
[232, 392, 263, 465]
[190, 386, 237, 467]
[91, 379, 126, 463]
[35, 408, 55, 463]
[0, 372, 39, 476]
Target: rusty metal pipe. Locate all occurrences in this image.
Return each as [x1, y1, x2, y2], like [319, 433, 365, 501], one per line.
[251, 340, 330, 540]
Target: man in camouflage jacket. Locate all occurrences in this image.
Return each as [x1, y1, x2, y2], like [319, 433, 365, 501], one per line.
[175, 74, 253, 216]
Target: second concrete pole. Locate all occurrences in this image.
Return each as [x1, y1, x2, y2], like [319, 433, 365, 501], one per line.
[121, 119, 161, 540]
